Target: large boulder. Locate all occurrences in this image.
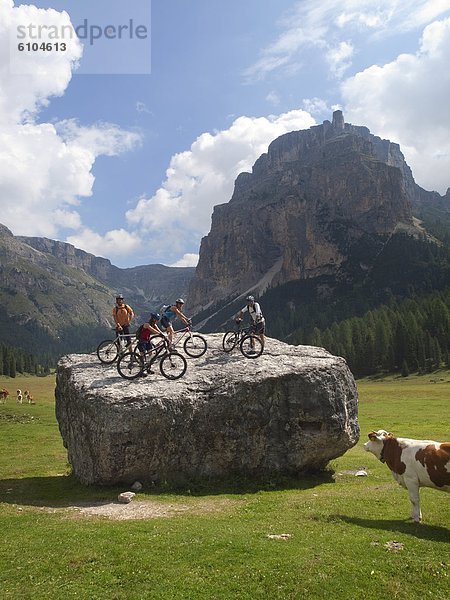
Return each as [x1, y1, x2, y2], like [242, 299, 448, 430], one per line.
[55, 335, 359, 485]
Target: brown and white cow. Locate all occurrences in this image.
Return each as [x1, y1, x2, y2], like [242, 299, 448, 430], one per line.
[364, 429, 450, 522]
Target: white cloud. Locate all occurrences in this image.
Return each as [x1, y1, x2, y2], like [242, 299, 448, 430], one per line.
[266, 90, 281, 106]
[66, 227, 141, 260]
[302, 97, 331, 117]
[342, 16, 450, 193]
[326, 41, 354, 78]
[125, 109, 315, 263]
[0, 0, 141, 240]
[244, 0, 450, 82]
[0, 0, 82, 124]
[169, 253, 199, 268]
[55, 120, 141, 157]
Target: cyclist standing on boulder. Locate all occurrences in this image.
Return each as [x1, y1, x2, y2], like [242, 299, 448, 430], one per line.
[160, 298, 190, 348]
[235, 295, 266, 352]
[112, 294, 134, 351]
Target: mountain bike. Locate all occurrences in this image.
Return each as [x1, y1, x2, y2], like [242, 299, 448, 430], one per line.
[117, 335, 187, 380]
[170, 323, 207, 358]
[222, 321, 264, 358]
[222, 322, 251, 352]
[96, 329, 136, 364]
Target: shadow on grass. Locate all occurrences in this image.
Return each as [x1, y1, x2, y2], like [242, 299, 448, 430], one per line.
[0, 470, 335, 508]
[0, 475, 121, 508]
[333, 514, 450, 542]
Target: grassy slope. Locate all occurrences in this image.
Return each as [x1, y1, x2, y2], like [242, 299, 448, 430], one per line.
[0, 372, 449, 599]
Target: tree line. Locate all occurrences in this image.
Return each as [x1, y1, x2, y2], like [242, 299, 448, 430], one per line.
[0, 344, 51, 377]
[301, 289, 450, 377]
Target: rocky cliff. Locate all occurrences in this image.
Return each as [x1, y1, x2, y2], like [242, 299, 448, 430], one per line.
[188, 111, 428, 318]
[19, 236, 195, 312]
[55, 334, 359, 485]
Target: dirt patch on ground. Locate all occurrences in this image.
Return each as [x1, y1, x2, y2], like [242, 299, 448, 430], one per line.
[63, 497, 240, 521]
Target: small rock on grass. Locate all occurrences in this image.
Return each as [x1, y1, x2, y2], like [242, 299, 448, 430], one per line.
[384, 541, 404, 551]
[118, 492, 136, 504]
[355, 470, 368, 477]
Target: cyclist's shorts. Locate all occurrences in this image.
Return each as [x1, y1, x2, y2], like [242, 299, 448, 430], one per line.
[137, 340, 154, 352]
[160, 316, 171, 330]
[253, 321, 265, 335]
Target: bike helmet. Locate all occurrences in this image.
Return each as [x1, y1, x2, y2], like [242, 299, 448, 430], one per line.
[116, 294, 124, 300]
[246, 295, 255, 302]
[175, 298, 185, 304]
[150, 312, 160, 321]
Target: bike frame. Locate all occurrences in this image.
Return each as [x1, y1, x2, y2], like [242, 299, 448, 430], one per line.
[136, 336, 168, 367]
[100, 331, 136, 354]
[116, 332, 134, 348]
[229, 323, 253, 343]
[171, 324, 194, 348]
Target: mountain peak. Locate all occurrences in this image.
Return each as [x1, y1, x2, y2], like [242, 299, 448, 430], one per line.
[188, 114, 429, 320]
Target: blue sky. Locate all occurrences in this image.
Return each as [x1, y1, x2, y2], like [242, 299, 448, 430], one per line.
[2, 1, 450, 268]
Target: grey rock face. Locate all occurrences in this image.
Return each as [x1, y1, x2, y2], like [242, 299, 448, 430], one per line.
[55, 334, 359, 486]
[188, 111, 422, 314]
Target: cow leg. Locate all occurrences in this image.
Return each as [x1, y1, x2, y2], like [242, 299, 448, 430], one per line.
[405, 478, 422, 522]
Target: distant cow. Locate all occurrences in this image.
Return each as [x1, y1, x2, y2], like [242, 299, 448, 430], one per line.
[0, 388, 8, 403]
[364, 430, 450, 522]
[25, 390, 35, 404]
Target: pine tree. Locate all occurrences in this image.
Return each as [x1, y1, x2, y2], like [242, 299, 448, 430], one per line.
[3, 349, 9, 377]
[401, 359, 410, 377]
[9, 355, 16, 378]
[374, 316, 390, 371]
[309, 327, 323, 347]
[15, 353, 24, 374]
[432, 337, 442, 369]
[417, 334, 427, 373]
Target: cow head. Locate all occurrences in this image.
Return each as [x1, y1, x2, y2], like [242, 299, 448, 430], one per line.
[364, 429, 393, 459]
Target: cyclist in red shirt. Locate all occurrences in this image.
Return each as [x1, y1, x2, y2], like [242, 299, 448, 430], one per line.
[137, 313, 165, 354]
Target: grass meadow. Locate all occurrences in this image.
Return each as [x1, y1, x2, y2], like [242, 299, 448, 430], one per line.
[0, 371, 449, 599]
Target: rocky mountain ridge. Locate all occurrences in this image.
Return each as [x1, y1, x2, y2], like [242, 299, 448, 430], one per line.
[188, 111, 449, 326]
[19, 236, 195, 311]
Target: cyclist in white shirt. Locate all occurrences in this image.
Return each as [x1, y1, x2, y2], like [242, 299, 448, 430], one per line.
[235, 295, 265, 351]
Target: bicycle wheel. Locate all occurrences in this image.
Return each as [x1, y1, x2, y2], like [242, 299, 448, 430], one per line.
[222, 330, 238, 353]
[117, 352, 144, 380]
[97, 339, 120, 364]
[240, 334, 264, 358]
[183, 334, 207, 358]
[159, 352, 187, 380]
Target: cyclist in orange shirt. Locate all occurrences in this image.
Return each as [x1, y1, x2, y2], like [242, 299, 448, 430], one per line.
[112, 294, 134, 351]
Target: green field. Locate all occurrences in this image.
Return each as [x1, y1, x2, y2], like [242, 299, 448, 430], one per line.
[0, 372, 449, 599]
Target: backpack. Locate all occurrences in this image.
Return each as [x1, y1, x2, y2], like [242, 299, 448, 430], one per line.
[160, 304, 170, 314]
